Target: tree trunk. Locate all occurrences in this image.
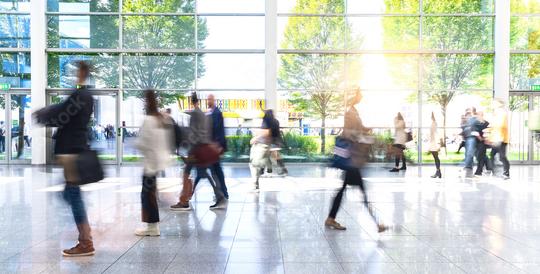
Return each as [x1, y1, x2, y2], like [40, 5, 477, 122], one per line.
[321, 117, 326, 154]
[441, 104, 448, 156]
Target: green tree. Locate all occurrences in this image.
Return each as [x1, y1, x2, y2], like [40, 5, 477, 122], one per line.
[278, 0, 352, 154]
[385, 0, 493, 146]
[122, 0, 205, 106]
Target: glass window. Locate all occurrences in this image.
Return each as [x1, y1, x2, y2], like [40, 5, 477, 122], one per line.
[346, 54, 418, 90]
[278, 16, 346, 50]
[421, 90, 492, 163]
[123, 54, 195, 89]
[123, 0, 194, 13]
[423, 0, 494, 14]
[511, 0, 540, 13]
[278, 0, 346, 14]
[197, 54, 264, 89]
[47, 0, 119, 12]
[347, 0, 419, 14]
[199, 16, 264, 49]
[47, 15, 119, 48]
[0, 14, 30, 48]
[122, 16, 195, 49]
[510, 54, 540, 90]
[421, 54, 494, 90]
[0, 0, 30, 12]
[348, 17, 419, 50]
[47, 53, 119, 88]
[0, 52, 30, 88]
[278, 54, 344, 90]
[422, 16, 494, 50]
[510, 17, 540, 50]
[197, 0, 264, 13]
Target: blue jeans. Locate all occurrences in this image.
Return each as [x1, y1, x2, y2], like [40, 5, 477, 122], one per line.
[63, 184, 89, 225]
[464, 137, 477, 168]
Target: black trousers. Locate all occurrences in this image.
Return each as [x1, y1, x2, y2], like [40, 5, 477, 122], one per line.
[328, 169, 377, 223]
[475, 142, 492, 175]
[490, 142, 510, 176]
[431, 151, 440, 170]
[141, 175, 159, 223]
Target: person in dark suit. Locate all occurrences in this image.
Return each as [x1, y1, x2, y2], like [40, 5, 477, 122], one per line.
[207, 94, 229, 201]
[34, 61, 95, 257]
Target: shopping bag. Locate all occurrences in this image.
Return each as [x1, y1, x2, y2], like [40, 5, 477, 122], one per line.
[187, 143, 222, 168]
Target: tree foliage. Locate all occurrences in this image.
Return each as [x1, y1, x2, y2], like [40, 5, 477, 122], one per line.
[279, 0, 351, 153]
[47, 0, 206, 107]
[384, 0, 494, 143]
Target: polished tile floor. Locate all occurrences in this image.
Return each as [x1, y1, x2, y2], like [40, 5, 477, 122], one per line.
[1, 164, 540, 273]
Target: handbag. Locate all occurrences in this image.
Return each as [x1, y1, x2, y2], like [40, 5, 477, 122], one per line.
[406, 130, 413, 142]
[75, 149, 104, 185]
[330, 136, 354, 170]
[187, 143, 221, 168]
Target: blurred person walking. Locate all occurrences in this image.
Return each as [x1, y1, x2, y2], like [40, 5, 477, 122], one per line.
[390, 112, 407, 172]
[429, 112, 442, 178]
[463, 107, 479, 169]
[262, 110, 288, 176]
[269, 113, 288, 176]
[249, 110, 274, 191]
[170, 92, 225, 211]
[457, 112, 468, 153]
[34, 61, 95, 256]
[474, 111, 492, 177]
[134, 90, 174, 236]
[325, 87, 387, 233]
[207, 94, 229, 201]
[489, 99, 510, 179]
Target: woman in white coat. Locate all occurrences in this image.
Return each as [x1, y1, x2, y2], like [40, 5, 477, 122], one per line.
[429, 112, 442, 178]
[134, 90, 173, 236]
[390, 112, 407, 172]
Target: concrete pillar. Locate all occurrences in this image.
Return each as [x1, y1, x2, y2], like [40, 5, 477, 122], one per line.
[494, 0, 510, 102]
[265, 0, 278, 110]
[30, 0, 47, 164]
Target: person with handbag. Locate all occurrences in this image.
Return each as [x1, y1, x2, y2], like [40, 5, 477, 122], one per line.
[34, 61, 95, 256]
[390, 112, 407, 172]
[170, 92, 226, 211]
[134, 90, 174, 236]
[325, 87, 387, 233]
[429, 112, 442, 178]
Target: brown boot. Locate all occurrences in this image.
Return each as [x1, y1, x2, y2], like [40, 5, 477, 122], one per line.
[325, 218, 346, 230]
[62, 241, 95, 257]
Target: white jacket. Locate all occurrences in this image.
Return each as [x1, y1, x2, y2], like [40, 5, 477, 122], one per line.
[428, 120, 440, 152]
[136, 115, 173, 174]
[394, 119, 407, 145]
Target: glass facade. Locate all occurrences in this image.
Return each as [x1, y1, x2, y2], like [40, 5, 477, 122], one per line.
[0, 0, 31, 162]
[0, 0, 536, 164]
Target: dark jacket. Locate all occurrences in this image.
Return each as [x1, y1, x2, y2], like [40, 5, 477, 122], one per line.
[48, 87, 94, 154]
[210, 107, 227, 151]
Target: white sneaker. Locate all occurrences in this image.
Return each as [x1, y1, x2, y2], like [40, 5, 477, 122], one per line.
[135, 223, 160, 236]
